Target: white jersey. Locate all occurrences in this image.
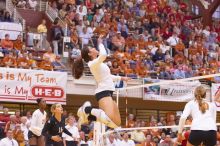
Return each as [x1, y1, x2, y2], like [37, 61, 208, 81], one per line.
[88, 44, 121, 94]
[29, 109, 47, 136]
[181, 100, 217, 131]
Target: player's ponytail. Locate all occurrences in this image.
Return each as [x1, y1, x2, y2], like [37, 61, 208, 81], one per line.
[194, 86, 207, 114]
[73, 58, 84, 79]
[72, 45, 92, 79]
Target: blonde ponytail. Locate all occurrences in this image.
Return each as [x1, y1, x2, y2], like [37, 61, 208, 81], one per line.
[194, 86, 208, 114]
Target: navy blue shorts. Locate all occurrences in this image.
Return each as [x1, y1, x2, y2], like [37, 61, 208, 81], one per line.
[95, 90, 113, 101]
[188, 130, 216, 146]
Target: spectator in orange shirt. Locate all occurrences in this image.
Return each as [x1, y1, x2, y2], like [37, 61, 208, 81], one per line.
[13, 35, 23, 53]
[39, 57, 53, 71]
[1, 34, 14, 54]
[127, 114, 135, 128]
[123, 60, 134, 76]
[70, 28, 79, 47]
[141, 134, 156, 146]
[111, 61, 121, 75]
[17, 54, 30, 69]
[2, 52, 17, 67]
[13, 124, 25, 146]
[136, 62, 148, 78]
[175, 39, 185, 54]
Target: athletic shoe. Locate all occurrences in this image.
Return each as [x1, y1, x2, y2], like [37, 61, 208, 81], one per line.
[77, 101, 91, 127]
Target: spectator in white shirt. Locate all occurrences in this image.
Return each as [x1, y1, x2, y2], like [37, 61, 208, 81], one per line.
[79, 27, 93, 47]
[0, 129, 19, 146]
[76, 2, 87, 16]
[28, 98, 47, 146]
[167, 33, 180, 47]
[71, 45, 81, 60]
[106, 133, 120, 146]
[120, 132, 135, 146]
[77, 5, 87, 20]
[62, 115, 80, 146]
[20, 116, 29, 146]
[26, 111, 32, 126]
[167, 32, 180, 56]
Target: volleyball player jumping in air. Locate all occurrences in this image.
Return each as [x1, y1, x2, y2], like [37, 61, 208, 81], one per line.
[177, 86, 219, 146]
[73, 35, 130, 128]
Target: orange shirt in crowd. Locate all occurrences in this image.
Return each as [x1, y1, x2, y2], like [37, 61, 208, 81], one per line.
[1, 39, 14, 49]
[137, 68, 147, 77]
[126, 37, 134, 48]
[141, 141, 156, 146]
[13, 128, 25, 146]
[3, 55, 17, 67]
[65, 0, 75, 5]
[70, 34, 79, 45]
[124, 52, 132, 60]
[127, 120, 135, 128]
[188, 46, 198, 56]
[174, 53, 185, 64]
[13, 40, 23, 51]
[124, 66, 134, 75]
[138, 40, 146, 50]
[93, 26, 109, 36]
[17, 57, 29, 69]
[175, 42, 185, 52]
[39, 60, 53, 71]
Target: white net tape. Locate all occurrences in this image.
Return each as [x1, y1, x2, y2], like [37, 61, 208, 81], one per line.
[94, 123, 220, 146]
[119, 73, 220, 91]
[115, 73, 220, 103]
[104, 123, 220, 135]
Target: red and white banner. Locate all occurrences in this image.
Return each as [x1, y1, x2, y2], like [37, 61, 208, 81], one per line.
[211, 83, 220, 111]
[0, 68, 67, 104]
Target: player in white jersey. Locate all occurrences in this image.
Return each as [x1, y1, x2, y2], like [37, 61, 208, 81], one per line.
[28, 98, 47, 146]
[73, 35, 129, 128]
[177, 86, 218, 146]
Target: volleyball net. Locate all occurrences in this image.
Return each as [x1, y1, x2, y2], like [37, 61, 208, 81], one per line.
[93, 73, 220, 146]
[116, 73, 220, 103]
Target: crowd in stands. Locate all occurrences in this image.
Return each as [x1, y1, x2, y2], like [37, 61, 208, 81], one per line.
[0, 106, 219, 146]
[6, 0, 220, 79]
[0, 33, 66, 71]
[13, 0, 38, 9]
[44, 0, 220, 79]
[0, 10, 13, 22]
